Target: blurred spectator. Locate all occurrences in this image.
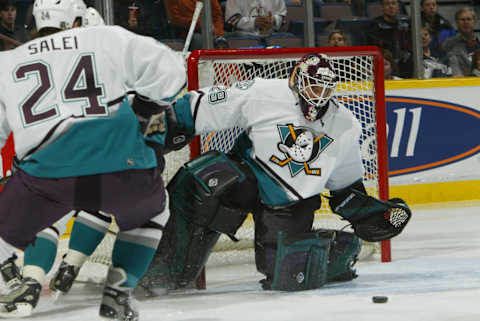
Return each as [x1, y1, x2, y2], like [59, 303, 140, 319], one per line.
[114, 0, 147, 35]
[328, 29, 346, 46]
[442, 7, 480, 77]
[0, 0, 29, 50]
[382, 48, 402, 80]
[421, 0, 455, 58]
[165, 0, 227, 50]
[225, 0, 287, 38]
[366, 0, 412, 78]
[150, 0, 174, 40]
[421, 26, 451, 78]
[471, 49, 480, 76]
[12, 0, 32, 29]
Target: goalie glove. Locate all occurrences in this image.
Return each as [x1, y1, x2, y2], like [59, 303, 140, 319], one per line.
[163, 104, 195, 152]
[329, 183, 411, 242]
[347, 194, 411, 242]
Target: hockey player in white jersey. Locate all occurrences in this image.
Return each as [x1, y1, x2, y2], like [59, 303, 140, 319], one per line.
[0, 0, 188, 320]
[139, 53, 411, 293]
[0, 5, 112, 310]
[83, 6, 105, 27]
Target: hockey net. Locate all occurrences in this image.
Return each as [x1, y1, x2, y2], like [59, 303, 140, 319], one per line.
[65, 47, 389, 284]
[186, 47, 390, 266]
[2, 47, 389, 285]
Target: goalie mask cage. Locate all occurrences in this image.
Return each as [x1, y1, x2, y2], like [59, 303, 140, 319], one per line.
[186, 46, 391, 265]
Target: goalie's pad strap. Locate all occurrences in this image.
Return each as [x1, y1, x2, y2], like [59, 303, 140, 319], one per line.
[270, 230, 334, 291]
[326, 230, 361, 282]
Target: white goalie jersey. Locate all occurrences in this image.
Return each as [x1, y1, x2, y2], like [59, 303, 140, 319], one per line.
[189, 78, 365, 206]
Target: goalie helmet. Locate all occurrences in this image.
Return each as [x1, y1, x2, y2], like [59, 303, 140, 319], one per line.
[83, 7, 105, 27]
[33, 0, 87, 31]
[289, 53, 338, 121]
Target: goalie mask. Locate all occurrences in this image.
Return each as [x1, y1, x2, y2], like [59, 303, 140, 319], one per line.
[289, 53, 338, 121]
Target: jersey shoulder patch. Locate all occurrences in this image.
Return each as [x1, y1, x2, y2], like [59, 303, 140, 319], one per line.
[208, 85, 228, 104]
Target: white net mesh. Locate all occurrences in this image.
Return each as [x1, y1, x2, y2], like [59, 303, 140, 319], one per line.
[59, 49, 386, 283]
[193, 51, 384, 261]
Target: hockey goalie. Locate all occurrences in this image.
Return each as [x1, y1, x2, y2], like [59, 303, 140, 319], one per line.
[137, 53, 411, 294]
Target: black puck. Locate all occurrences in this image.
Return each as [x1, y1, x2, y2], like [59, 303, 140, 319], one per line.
[372, 296, 388, 303]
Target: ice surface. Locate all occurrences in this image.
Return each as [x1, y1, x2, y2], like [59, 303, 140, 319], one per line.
[14, 201, 480, 321]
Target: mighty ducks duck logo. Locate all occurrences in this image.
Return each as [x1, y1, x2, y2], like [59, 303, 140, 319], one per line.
[269, 124, 333, 177]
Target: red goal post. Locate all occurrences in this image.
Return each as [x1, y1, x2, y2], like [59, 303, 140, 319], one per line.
[186, 46, 391, 262]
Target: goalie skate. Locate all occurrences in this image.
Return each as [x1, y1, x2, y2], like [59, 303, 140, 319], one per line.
[49, 260, 80, 297]
[0, 256, 22, 290]
[0, 277, 41, 318]
[100, 286, 138, 321]
[99, 267, 139, 321]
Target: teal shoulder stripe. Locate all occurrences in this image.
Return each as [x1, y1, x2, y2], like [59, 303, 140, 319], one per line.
[231, 133, 291, 207]
[19, 98, 158, 178]
[174, 93, 194, 130]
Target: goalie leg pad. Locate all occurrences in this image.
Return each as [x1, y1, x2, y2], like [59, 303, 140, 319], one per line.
[326, 230, 361, 282]
[138, 151, 254, 294]
[253, 196, 319, 278]
[137, 210, 221, 294]
[269, 230, 334, 291]
[170, 150, 250, 235]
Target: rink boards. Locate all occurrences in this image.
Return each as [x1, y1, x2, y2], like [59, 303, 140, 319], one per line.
[384, 77, 480, 204]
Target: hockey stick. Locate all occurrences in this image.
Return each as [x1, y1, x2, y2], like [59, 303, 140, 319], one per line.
[0, 33, 22, 47]
[182, 1, 204, 58]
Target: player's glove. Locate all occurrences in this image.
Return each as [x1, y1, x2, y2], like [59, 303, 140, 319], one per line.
[131, 95, 168, 137]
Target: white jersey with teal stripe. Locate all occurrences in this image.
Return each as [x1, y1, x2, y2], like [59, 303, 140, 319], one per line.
[184, 78, 364, 206]
[0, 25, 186, 178]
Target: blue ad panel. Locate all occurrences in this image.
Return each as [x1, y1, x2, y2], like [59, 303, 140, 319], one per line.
[385, 96, 480, 176]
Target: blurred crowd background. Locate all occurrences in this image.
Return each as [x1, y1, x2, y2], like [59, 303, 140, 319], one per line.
[1, 0, 480, 80]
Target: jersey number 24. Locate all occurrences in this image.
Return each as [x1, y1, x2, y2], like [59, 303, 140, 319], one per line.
[13, 53, 107, 127]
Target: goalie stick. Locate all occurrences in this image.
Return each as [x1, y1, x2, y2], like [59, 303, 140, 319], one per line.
[182, 1, 203, 58]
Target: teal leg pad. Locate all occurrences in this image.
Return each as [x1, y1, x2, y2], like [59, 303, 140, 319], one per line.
[271, 230, 334, 291]
[138, 209, 220, 291]
[24, 237, 57, 273]
[112, 239, 156, 288]
[69, 221, 107, 256]
[327, 230, 362, 282]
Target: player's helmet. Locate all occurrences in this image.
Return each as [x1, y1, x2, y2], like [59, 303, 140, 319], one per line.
[289, 53, 338, 121]
[33, 0, 87, 30]
[83, 7, 105, 27]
